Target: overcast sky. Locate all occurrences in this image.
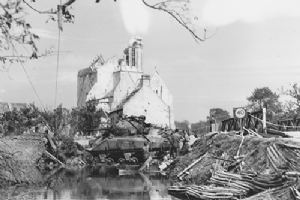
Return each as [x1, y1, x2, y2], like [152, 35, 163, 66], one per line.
[0, 0, 300, 122]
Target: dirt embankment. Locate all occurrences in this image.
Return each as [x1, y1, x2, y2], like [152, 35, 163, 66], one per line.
[0, 134, 45, 186]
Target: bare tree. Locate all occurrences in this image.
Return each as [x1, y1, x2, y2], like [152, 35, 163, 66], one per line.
[141, 0, 209, 42]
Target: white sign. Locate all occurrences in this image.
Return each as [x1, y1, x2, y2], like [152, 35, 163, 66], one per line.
[235, 108, 246, 119]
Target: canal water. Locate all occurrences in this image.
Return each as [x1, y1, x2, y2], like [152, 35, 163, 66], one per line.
[1, 166, 180, 200]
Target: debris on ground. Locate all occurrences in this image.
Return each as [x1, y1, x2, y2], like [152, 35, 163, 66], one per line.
[167, 132, 300, 199]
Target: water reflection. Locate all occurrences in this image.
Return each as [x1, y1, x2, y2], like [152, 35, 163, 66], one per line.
[1, 167, 179, 200]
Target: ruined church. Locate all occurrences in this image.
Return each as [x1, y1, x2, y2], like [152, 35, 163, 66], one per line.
[77, 38, 175, 129]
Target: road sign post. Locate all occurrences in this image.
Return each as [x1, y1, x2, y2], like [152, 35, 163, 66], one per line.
[234, 108, 246, 133]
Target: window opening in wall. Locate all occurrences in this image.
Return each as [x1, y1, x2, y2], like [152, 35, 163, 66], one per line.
[126, 53, 129, 66]
[132, 48, 135, 66]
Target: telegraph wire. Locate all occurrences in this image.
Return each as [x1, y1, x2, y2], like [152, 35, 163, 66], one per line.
[11, 44, 46, 111]
[19, 61, 46, 111]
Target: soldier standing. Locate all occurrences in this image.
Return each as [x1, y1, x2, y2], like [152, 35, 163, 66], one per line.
[170, 131, 181, 158]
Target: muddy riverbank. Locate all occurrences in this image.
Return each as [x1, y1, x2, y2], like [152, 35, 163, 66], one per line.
[0, 132, 90, 187]
[0, 134, 45, 186]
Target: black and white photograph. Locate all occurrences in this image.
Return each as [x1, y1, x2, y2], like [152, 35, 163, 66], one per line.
[0, 0, 300, 199]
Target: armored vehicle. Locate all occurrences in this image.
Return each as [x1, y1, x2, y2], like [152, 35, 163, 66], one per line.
[89, 134, 171, 164]
[88, 116, 173, 164]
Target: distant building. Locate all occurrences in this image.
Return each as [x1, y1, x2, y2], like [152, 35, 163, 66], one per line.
[0, 102, 27, 114]
[77, 38, 175, 129]
[175, 121, 190, 131]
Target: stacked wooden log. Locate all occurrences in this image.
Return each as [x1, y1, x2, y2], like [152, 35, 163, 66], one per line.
[242, 185, 300, 200]
[168, 133, 300, 200]
[169, 171, 287, 200]
[169, 185, 245, 199]
[210, 171, 286, 193]
[267, 143, 300, 171]
[290, 186, 300, 199]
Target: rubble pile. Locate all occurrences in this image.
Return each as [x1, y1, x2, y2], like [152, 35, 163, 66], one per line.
[168, 132, 300, 199]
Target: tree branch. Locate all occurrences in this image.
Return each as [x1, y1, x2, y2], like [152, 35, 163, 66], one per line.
[22, 0, 209, 42]
[22, 0, 56, 14]
[22, 0, 78, 15]
[141, 0, 206, 42]
[64, 0, 77, 7]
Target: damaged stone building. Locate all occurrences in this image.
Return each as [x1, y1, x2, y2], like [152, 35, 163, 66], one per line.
[77, 38, 175, 129]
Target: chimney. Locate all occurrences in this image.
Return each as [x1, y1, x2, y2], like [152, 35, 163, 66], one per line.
[124, 37, 143, 71]
[133, 37, 143, 72]
[128, 46, 133, 67]
[141, 74, 150, 87]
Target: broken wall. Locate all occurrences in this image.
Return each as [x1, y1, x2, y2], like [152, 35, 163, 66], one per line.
[77, 68, 97, 107]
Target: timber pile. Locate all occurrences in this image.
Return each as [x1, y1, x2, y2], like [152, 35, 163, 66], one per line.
[168, 132, 300, 200]
[267, 143, 300, 171]
[169, 171, 289, 199]
[242, 185, 300, 200]
[210, 171, 286, 193]
[169, 185, 245, 199]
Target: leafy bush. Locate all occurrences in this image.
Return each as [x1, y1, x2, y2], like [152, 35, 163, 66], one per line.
[0, 101, 106, 136]
[70, 100, 106, 135]
[0, 104, 44, 135]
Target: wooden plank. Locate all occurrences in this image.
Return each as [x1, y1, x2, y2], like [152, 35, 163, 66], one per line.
[44, 150, 65, 168]
[177, 153, 207, 180]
